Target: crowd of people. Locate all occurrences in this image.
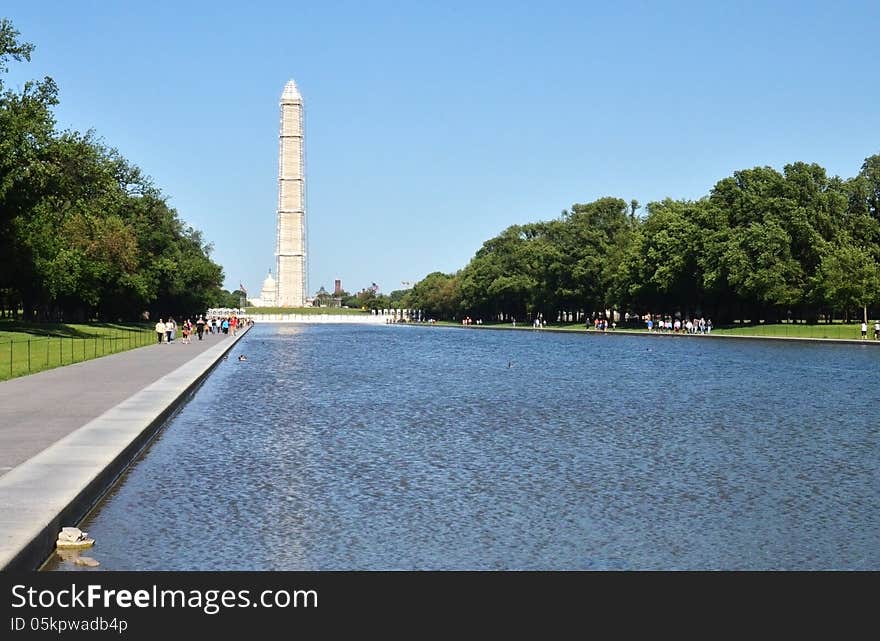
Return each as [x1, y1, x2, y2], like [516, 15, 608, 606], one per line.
[152, 315, 253, 344]
[861, 320, 880, 339]
[591, 318, 616, 331]
[645, 317, 713, 334]
[583, 315, 713, 334]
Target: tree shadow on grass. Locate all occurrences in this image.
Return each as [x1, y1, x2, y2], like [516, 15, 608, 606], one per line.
[0, 320, 150, 340]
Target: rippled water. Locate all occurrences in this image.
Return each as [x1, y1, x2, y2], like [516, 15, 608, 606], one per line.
[47, 324, 880, 570]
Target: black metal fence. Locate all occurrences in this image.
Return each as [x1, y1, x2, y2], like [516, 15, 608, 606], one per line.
[0, 327, 154, 381]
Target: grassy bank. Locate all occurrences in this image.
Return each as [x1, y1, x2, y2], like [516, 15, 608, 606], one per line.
[428, 319, 880, 341]
[709, 321, 876, 340]
[0, 321, 154, 381]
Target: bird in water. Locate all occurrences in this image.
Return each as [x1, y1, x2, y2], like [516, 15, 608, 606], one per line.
[508, 360, 513, 368]
[238, 354, 247, 361]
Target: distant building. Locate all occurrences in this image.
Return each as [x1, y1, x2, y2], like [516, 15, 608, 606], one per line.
[249, 270, 278, 307]
[275, 79, 307, 307]
[334, 279, 342, 295]
[313, 285, 341, 308]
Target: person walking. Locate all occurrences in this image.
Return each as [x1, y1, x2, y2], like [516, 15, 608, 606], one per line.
[874, 320, 880, 340]
[155, 319, 165, 344]
[861, 321, 868, 339]
[196, 315, 206, 340]
[164, 319, 173, 344]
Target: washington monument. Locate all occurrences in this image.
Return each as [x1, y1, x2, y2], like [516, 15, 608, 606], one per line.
[275, 79, 307, 306]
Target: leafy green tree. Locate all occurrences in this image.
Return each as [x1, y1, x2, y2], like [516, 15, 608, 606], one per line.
[856, 154, 880, 222]
[407, 272, 461, 319]
[0, 19, 226, 321]
[564, 197, 635, 316]
[625, 199, 703, 316]
[0, 20, 58, 318]
[709, 166, 813, 321]
[211, 288, 250, 309]
[459, 225, 537, 320]
[813, 242, 880, 323]
[387, 289, 409, 304]
[721, 219, 804, 319]
[345, 287, 390, 311]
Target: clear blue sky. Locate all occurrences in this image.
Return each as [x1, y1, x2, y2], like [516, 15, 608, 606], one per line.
[4, 1, 879, 297]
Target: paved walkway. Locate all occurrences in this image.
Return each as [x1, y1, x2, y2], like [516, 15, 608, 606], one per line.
[0, 330, 245, 477]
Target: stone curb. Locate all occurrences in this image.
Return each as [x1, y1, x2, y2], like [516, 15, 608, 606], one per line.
[432, 324, 880, 346]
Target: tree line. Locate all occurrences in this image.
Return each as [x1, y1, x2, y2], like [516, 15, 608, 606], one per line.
[0, 19, 232, 322]
[402, 156, 880, 325]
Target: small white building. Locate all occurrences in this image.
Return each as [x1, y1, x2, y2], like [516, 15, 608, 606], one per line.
[249, 271, 278, 308]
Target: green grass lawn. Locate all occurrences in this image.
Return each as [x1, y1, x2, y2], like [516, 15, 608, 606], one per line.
[0, 320, 155, 381]
[246, 306, 370, 316]
[709, 321, 875, 340]
[430, 319, 879, 341]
